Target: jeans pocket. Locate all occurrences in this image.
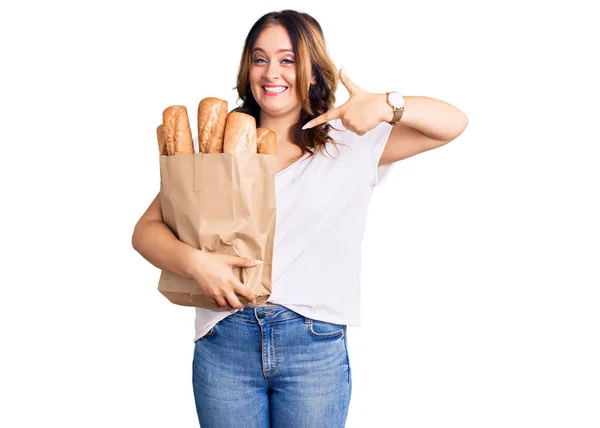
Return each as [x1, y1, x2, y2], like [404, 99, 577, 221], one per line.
[308, 318, 346, 338]
[197, 325, 217, 341]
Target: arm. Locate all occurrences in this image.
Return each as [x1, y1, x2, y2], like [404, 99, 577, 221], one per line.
[132, 192, 259, 310]
[378, 95, 469, 165]
[302, 69, 469, 165]
[131, 192, 205, 280]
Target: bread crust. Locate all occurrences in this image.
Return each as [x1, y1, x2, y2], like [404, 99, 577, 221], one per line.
[256, 128, 278, 155]
[197, 98, 228, 153]
[223, 112, 257, 153]
[156, 124, 167, 155]
[162, 106, 194, 155]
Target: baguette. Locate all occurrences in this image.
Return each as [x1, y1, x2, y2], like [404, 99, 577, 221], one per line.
[197, 97, 228, 153]
[156, 124, 167, 156]
[223, 112, 257, 153]
[256, 128, 278, 155]
[162, 105, 194, 155]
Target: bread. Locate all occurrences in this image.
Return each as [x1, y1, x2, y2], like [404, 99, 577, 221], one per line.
[256, 128, 277, 155]
[162, 106, 194, 155]
[156, 124, 167, 156]
[223, 112, 257, 153]
[159, 98, 277, 156]
[197, 98, 228, 153]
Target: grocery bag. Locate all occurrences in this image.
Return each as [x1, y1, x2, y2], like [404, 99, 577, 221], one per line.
[157, 151, 278, 308]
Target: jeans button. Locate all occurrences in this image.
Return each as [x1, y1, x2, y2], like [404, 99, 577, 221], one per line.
[257, 311, 265, 319]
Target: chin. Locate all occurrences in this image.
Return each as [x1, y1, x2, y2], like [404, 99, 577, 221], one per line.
[253, 90, 297, 112]
[258, 102, 287, 115]
[259, 99, 301, 116]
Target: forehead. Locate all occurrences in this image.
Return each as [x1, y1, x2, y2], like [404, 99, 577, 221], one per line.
[252, 25, 294, 54]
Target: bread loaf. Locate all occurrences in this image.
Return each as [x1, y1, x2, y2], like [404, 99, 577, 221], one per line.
[256, 128, 277, 155]
[162, 106, 194, 155]
[223, 112, 257, 153]
[198, 98, 228, 153]
[156, 124, 167, 156]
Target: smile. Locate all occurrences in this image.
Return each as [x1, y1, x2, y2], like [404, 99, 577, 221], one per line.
[262, 86, 288, 95]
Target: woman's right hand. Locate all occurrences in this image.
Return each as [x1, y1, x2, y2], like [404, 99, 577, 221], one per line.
[190, 251, 261, 312]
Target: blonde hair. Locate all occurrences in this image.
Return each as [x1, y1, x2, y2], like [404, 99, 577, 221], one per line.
[233, 9, 343, 158]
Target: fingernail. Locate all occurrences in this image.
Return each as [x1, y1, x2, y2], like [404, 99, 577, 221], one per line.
[251, 259, 263, 265]
[302, 123, 310, 130]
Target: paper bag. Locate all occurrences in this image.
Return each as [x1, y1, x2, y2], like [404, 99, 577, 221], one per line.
[157, 151, 278, 308]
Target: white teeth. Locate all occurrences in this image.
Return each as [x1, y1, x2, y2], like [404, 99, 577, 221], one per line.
[263, 86, 286, 93]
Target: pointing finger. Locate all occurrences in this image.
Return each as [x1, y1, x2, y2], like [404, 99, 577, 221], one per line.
[302, 106, 343, 130]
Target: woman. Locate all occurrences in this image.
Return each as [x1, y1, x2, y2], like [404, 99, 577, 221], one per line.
[132, 9, 468, 428]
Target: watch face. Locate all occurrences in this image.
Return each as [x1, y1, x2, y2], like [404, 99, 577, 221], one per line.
[389, 92, 405, 109]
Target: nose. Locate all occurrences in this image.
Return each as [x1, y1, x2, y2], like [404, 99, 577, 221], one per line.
[263, 62, 281, 81]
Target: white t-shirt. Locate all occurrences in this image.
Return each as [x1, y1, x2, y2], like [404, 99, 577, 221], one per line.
[192, 119, 395, 342]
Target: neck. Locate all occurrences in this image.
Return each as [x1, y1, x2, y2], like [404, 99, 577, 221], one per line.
[259, 108, 301, 147]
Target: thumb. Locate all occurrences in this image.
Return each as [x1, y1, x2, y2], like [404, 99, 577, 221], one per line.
[230, 256, 263, 268]
[339, 68, 359, 95]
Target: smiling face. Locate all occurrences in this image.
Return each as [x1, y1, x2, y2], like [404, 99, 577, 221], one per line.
[249, 25, 302, 120]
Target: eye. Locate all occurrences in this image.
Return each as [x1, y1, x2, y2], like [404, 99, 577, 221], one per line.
[252, 58, 267, 64]
[282, 59, 295, 64]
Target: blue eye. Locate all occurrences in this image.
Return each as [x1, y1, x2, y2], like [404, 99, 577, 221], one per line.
[252, 58, 295, 64]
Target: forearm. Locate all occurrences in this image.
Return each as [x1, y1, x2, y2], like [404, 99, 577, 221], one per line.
[131, 220, 203, 280]
[379, 95, 469, 141]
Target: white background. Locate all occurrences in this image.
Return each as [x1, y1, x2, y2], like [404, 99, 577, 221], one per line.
[1, 0, 599, 427]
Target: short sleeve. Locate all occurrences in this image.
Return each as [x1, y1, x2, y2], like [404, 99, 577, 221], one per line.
[367, 121, 396, 188]
[327, 119, 397, 188]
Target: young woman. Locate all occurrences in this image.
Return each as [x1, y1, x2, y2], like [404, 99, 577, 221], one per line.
[132, 9, 468, 428]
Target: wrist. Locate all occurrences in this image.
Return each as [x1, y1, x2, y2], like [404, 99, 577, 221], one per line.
[184, 248, 209, 282]
[378, 93, 394, 123]
[384, 91, 406, 125]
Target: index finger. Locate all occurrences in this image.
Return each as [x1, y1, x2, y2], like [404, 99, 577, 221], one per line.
[301, 106, 342, 130]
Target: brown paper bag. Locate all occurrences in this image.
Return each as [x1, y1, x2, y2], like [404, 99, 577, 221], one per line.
[157, 151, 278, 308]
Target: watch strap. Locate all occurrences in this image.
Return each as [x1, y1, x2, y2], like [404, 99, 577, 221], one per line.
[390, 107, 404, 124]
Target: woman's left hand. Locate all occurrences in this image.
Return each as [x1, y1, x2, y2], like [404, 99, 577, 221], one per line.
[302, 68, 391, 135]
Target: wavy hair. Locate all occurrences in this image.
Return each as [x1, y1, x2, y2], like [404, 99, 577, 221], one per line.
[233, 9, 342, 158]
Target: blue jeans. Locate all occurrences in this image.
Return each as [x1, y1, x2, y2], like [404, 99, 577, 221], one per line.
[192, 305, 352, 427]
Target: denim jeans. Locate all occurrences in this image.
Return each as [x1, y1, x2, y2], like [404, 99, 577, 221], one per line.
[192, 305, 352, 427]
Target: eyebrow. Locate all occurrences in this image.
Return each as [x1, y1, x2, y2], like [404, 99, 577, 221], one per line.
[252, 48, 294, 54]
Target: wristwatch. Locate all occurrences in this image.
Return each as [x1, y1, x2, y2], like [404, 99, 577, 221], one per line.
[385, 91, 405, 125]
